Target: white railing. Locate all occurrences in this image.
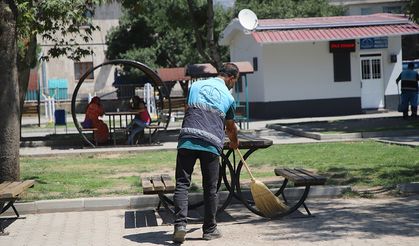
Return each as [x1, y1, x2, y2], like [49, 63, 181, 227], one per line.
[143, 83, 157, 117]
[42, 94, 55, 123]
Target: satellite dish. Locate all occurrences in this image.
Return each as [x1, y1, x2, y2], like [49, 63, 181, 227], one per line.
[238, 9, 258, 32]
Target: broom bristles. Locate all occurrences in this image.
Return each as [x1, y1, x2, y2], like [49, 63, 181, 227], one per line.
[250, 180, 288, 218]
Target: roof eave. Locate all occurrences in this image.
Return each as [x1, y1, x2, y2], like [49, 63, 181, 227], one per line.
[219, 19, 242, 46]
[254, 31, 419, 45]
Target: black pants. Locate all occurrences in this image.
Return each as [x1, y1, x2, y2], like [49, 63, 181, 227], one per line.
[173, 148, 220, 233]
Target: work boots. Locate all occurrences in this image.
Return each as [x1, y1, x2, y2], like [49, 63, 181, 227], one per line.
[412, 107, 418, 119]
[403, 110, 409, 120]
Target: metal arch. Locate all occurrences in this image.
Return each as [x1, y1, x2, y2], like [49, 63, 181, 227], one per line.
[71, 59, 171, 147]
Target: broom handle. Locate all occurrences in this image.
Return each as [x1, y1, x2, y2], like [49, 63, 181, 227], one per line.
[236, 149, 256, 181]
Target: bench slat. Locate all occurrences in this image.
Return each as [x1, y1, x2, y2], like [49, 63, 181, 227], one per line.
[0, 181, 12, 191]
[0, 180, 35, 199]
[146, 125, 165, 130]
[161, 174, 175, 192]
[141, 174, 175, 194]
[275, 168, 307, 185]
[286, 168, 316, 183]
[294, 168, 327, 185]
[81, 128, 98, 131]
[141, 176, 155, 194]
[150, 176, 165, 192]
[0, 182, 22, 196]
[274, 168, 326, 186]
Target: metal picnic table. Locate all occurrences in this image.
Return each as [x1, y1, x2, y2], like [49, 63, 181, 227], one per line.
[156, 132, 323, 219]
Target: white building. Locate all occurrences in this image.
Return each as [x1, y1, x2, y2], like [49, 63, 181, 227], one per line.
[329, 0, 408, 15]
[38, 2, 122, 101]
[220, 13, 419, 119]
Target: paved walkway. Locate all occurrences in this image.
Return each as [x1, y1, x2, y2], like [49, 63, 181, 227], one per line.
[2, 195, 419, 245]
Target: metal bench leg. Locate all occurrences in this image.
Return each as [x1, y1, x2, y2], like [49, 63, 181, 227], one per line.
[157, 193, 175, 215]
[0, 201, 17, 236]
[148, 128, 152, 144]
[0, 201, 18, 217]
[156, 200, 162, 211]
[302, 202, 311, 216]
[11, 204, 20, 218]
[0, 224, 9, 236]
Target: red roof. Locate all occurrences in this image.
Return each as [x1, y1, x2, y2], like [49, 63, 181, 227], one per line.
[257, 13, 408, 29]
[253, 24, 419, 43]
[249, 13, 419, 44]
[186, 62, 254, 78]
[157, 67, 191, 82]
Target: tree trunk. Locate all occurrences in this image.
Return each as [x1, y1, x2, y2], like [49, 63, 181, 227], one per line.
[187, 0, 222, 71]
[186, 0, 212, 62]
[18, 34, 38, 112]
[205, 0, 222, 70]
[0, 2, 20, 182]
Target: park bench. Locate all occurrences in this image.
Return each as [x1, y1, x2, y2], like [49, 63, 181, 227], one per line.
[81, 128, 98, 145]
[274, 168, 327, 217]
[141, 174, 175, 212]
[161, 97, 187, 112]
[144, 124, 166, 144]
[0, 180, 35, 235]
[22, 103, 39, 116]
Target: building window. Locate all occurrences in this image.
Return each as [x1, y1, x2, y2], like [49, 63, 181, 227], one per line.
[80, 8, 94, 28]
[361, 8, 372, 15]
[361, 57, 382, 80]
[333, 52, 351, 82]
[383, 6, 402, 14]
[74, 62, 94, 81]
[253, 57, 258, 71]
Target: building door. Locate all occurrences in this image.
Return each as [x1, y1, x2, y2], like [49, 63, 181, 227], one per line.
[360, 55, 384, 109]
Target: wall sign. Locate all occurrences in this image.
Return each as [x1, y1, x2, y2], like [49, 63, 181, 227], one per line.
[329, 40, 356, 53]
[360, 37, 388, 49]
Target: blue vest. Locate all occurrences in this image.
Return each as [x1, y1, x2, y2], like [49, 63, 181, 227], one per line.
[398, 69, 419, 91]
[179, 77, 235, 153]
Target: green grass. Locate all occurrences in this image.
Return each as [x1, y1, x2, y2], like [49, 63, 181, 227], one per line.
[20, 141, 419, 201]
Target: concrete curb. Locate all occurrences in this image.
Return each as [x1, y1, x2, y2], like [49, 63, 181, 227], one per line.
[397, 182, 419, 193]
[268, 124, 419, 141]
[6, 185, 351, 215]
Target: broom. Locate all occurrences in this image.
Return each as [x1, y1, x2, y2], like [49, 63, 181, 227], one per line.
[236, 149, 288, 217]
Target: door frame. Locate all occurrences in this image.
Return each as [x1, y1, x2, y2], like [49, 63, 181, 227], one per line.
[359, 53, 385, 109]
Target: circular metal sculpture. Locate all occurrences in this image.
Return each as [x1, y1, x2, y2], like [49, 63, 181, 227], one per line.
[71, 59, 171, 147]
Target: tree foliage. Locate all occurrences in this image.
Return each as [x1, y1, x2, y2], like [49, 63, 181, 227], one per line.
[17, 0, 103, 63]
[107, 0, 344, 70]
[106, 0, 232, 69]
[407, 0, 419, 22]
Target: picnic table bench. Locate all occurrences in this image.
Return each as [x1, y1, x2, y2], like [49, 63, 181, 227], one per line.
[0, 180, 35, 235]
[141, 175, 177, 214]
[272, 168, 327, 218]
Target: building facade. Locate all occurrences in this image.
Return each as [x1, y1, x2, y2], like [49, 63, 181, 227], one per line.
[37, 2, 122, 102]
[220, 13, 419, 119]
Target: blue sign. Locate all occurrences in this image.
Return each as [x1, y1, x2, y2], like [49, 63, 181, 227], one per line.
[360, 37, 388, 49]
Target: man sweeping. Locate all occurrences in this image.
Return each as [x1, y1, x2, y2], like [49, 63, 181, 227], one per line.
[172, 63, 239, 243]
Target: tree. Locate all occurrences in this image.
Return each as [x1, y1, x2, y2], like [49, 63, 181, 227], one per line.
[106, 0, 232, 70]
[108, 0, 344, 72]
[407, 0, 419, 22]
[0, 1, 20, 182]
[0, 0, 103, 182]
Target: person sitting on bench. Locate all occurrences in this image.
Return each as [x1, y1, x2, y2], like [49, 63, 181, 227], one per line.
[127, 96, 151, 145]
[82, 96, 109, 144]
